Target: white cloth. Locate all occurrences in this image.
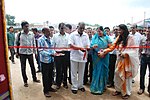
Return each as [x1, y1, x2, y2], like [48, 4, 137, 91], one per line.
[126, 77, 132, 95]
[115, 77, 132, 95]
[108, 34, 116, 54]
[68, 31, 90, 62]
[129, 32, 143, 53]
[71, 60, 85, 90]
[129, 32, 142, 46]
[121, 35, 140, 78]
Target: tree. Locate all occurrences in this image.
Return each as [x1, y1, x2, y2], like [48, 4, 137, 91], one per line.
[6, 14, 15, 25]
[94, 24, 100, 27]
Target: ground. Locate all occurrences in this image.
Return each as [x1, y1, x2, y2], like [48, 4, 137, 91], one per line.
[10, 57, 149, 100]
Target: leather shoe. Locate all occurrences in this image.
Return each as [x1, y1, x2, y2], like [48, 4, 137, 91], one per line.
[49, 88, 57, 92]
[24, 83, 28, 87]
[79, 88, 85, 92]
[44, 92, 51, 97]
[72, 90, 77, 94]
[137, 89, 144, 95]
[33, 79, 40, 83]
[36, 70, 41, 73]
[91, 92, 102, 95]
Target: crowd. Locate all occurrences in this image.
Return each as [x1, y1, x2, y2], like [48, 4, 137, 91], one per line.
[7, 21, 150, 99]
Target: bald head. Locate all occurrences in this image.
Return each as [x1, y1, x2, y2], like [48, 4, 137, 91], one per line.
[78, 22, 85, 26]
[78, 22, 85, 34]
[42, 27, 50, 38]
[131, 24, 137, 28]
[131, 24, 137, 34]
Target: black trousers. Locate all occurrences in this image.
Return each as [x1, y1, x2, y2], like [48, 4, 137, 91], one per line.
[108, 54, 117, 85]
[20, 54, 37, 83]
[140, 54, 150, 92]
[66, 51, 71, 84]
[41, 62, 54, 93]
[35, 52, 41, 71]
[9, 48, 15, 62]
[84, 54, 93, 83]
[55, 51, 69, 86]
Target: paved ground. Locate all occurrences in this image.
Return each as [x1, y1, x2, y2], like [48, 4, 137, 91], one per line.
[9, 57, 150, 100]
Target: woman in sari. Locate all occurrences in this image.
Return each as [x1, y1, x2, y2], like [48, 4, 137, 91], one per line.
[90, 26, 112, 95]
[99, 24, 140, 99]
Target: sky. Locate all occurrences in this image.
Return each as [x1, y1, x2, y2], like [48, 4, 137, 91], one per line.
[4, 0, 150, 29]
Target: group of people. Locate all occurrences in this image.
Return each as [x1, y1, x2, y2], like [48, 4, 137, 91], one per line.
[7, 21, 150, 99]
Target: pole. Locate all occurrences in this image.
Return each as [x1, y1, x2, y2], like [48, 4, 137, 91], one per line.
[144, 11, 146, 27]
[131, 17, 133, 24]
[0, 0, 13, 99]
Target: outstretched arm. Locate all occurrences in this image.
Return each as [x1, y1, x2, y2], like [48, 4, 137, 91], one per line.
[103, 36, 119, 54]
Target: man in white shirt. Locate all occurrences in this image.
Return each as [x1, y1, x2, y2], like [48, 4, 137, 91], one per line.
[130, 24, 142, 48]
[52, 23, 70, 89]
[129, 24, 143, 83]
[68, 22, 90, 94]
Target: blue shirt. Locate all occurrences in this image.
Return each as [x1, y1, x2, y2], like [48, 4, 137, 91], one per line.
[38, 35, 55, 63]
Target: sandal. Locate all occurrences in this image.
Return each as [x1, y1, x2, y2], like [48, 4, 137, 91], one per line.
[122, 95, 129, 99]
[112, 91, 121, 96]
[91, 92, 103, 95]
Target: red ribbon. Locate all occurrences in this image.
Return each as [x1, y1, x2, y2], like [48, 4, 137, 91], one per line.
[83, 51, 86, 60]
[8, 46, 150, 49]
